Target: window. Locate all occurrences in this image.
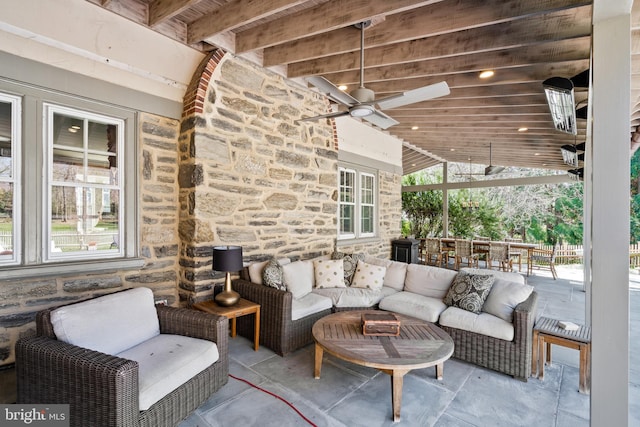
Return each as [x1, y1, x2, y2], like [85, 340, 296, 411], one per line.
[0, 81, 140, 277]
[0, 93, 21, 265]
[338, 166, 377, 239]
[44, 104, 123, 261]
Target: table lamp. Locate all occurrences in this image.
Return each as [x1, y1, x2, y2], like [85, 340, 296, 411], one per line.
[213, 245, 243, 306]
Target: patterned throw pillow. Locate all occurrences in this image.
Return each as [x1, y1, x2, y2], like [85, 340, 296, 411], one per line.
[350, 260, 386, 290]
[443, 271, 495, 314]
[313, 259, 346, 289]
[262, 258, 286, 291]
[331, 252, 365, 286]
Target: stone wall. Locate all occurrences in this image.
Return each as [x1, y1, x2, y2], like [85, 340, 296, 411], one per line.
[0, 112, 181, 365]
[177, 52, 340, 303]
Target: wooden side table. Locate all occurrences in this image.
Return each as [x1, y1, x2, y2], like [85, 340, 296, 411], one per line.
[193, 298, 260, 351]
[532, 316, 591, 394]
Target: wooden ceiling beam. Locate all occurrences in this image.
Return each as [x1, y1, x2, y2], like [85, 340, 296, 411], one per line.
[392, 114, 552, 123]
[356, 61, 590, 94]
[287, 6, 592, 77]
[319, 37, 591, 84]
[234, 0, 439, 53]
[387, 105, 553, 117]
[187, 0, 309, 45]
[264, 0, 591, 65]
[148, 0, 200, 26]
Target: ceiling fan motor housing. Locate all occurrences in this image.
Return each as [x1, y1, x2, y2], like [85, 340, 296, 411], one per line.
[350, 87, 375, 103]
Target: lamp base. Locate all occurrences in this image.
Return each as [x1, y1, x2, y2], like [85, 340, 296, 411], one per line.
[215, 290, 240, 306]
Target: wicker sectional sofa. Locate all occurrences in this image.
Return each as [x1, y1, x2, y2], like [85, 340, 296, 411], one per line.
[235, 255, 538, 381]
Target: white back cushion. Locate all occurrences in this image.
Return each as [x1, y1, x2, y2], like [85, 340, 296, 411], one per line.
[482, 279, 534, 322]
[404, 264, 457, 299]
[51, 287, 160, 355]
[248, 257, 291, 284]
[282, 260, 315, 299]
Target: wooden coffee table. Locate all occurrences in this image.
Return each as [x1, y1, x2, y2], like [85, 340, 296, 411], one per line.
[312, 310, 454, 422]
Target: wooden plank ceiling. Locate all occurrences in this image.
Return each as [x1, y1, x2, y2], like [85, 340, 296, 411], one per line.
[88, 0, 638, 175]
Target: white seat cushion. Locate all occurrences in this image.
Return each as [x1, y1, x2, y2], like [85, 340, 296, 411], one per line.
[439, 306, 515, 341]
[378, 291, 447, 323]
[291, 292, 332, 321]
[312, 287, 383, 308]
[117, 334, 219, 411]
[51, 287, 160, 355]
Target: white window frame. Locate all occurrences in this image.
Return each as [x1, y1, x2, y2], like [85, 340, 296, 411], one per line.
[338, 165, 378, 240]
[43, 103, 125, 262]
[0, 80, 142, 279]
[0, 93, 22, 266]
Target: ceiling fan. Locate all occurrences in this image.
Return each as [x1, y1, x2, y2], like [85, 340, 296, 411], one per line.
[296, 21, 450, 130]
[454, 144, 505, 177]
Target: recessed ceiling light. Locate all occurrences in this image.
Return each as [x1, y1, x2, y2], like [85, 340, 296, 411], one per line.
[518, 127, 528, 132]
[411, 163, 416, 167]
[534, 153, 540, 156]
[68, 127, 78, 133]
[411, 126, 419, 130]
[450, 148, 455, 151]
[338, 85, 348, 91]
[479, 70, 495, 79]
[71, 125, 81, 130]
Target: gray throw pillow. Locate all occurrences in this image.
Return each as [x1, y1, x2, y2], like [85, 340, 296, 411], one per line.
[443, 271, 495, 314]
[262, 258, 286, 291]
[331, 251, 365, 286]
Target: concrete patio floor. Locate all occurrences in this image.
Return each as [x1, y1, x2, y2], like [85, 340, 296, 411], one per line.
[178, 265, 640, 427]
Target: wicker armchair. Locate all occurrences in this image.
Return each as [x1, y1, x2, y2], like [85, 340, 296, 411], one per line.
[16, 302, 229, 427]
[233, 278, 331, 356]
[440, 291, 539, 381]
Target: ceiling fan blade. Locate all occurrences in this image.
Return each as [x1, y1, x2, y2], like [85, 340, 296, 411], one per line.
[362, 110, 399, 130]
[295, 110, 350, 124]
[307, 76, 359, 106]
[375, 81, 450, 110]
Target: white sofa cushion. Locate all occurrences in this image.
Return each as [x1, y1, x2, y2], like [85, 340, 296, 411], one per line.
[404, 263, 457, 299]
[116, 334, 219, 411]
[51, 287, 160, 355]
[312, 287, 383, 308]
[378, 291, 447, 323]
[282, 260, 315, 299]
[460, 267, 525, 285]
[313, 259, 346, 289]
[364, 257, 407, 291]
[291, 292, 332, 321]
[482, 278, 534, 322]
[248, 258, 291, 284]
[439, 306, 514, 341]
[350, 260, 386, 290]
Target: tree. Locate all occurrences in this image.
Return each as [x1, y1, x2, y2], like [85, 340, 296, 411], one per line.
[401, 172, 443, 237]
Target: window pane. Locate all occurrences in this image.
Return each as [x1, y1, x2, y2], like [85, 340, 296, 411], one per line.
[340, 170, 355, 203]
[0, 182, 13, 255]
[340, 205, 354, 234]
[87, 153, 117, 185]
[50, 185, 120, 253]
[53, 148, 84, 183]
[54, 113, 84, 149]
[0, 102, 12, 179]
[361, 205, 373, 234]
[361, 174, 374, 204]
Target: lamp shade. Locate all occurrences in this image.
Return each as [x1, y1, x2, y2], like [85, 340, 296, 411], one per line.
[212, 246, 243, 272]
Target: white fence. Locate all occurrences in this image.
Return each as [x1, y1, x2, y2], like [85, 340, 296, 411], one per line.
[0, 231, 116, 252]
